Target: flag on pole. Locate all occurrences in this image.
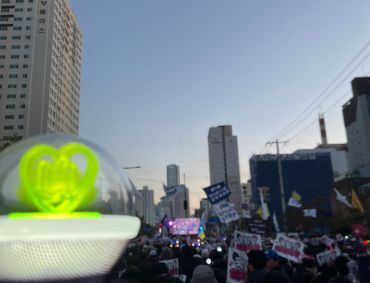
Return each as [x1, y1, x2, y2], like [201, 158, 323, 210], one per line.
[334, 189, 352, 208]
[292, 191, 302, 202]
[303, 209, 317, 218]
[352, 190, 364, 213]
[259, 189, 270, 220]
[273, 212, 280, 232]
[288, 197, 302, 208]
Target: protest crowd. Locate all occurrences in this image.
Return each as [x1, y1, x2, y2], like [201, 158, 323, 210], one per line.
[105, 231, 370, 283]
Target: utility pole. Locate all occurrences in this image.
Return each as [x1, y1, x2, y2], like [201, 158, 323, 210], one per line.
[266, 139, 289, 231]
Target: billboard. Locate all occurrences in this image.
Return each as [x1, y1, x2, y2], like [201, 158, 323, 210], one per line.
[169, 218, 200, 235]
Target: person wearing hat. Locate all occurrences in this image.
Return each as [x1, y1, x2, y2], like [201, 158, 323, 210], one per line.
[265, 250, 280, 271]
[190, 265, 219, 283]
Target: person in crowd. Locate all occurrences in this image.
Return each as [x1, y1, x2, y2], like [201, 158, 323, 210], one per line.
[293, 258, 317, 283]
[262, 271, 292, 283]
[190, 265, 219, 283]
[160, 247, 174, 261]
[265, 250, 280, 271]
[248, 250, 268, 283]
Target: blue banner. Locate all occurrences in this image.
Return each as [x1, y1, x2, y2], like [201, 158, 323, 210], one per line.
[203, 182, 231, 204]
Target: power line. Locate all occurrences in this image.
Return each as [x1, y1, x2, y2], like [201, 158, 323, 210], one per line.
[270, 41, 370, 141]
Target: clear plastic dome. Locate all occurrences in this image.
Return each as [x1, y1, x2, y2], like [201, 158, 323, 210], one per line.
[0, 134, 136, 217]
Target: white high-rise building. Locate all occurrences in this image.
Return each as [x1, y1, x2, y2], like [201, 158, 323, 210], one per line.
[137, 186, 155, 226]
[167, 164, 180, 187]
[0, 0, 82, 148]
[343, 77, 370, 177]
[208, 125, 242, 212]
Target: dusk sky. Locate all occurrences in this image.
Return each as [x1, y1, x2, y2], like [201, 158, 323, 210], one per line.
[71, 0, 370, 211]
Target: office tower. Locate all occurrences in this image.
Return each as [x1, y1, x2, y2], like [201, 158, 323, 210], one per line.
[173, 185, 189, 218]
[208, 125, 242, 212]
[137, 186, 155, 226]
[249, 153, 333, 222]
[343, 77, 370, 177]
[167, 164, 180, 187]
[0, 0, 82, 148]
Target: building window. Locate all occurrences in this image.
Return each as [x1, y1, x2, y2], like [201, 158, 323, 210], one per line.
[2, 0, 11, 4]
[21, 84, 27, 88]
[23, 64, 28, 68]
[25, 35, 31, 40]
[16, 0, 24, 2]
[22, 74, 28, 78]
[18, 125, 24, 130]
[20, 104, 26, 109]
[5, 115, 14, 119]
[0, 27, 8, 31]
[0, 36, 6, 40]
[26, 17, 32, 21]
[19, 114, 25, 119]
[15, 8, 24, 12]
[24, 55, 29, 59]
[11, 45, 21, 50]
[24, 45, 30, 49]
[0, 55, 4, 59]
[6, 105, 15, 109]
[0, 46, 6, 50]
[7, 94, 16, 99]
[10, 64, 19, 69]
[4, 126, 13, 130]
[9, 74, 18, 79]
[26, 26, 31, 30]
[20, 94, 26, 98]
[14, 18, 23, 22]
[12, 36, 21, 40]
[13, 27, 22, 31]
[8, 84, 17, 89]
[11, 55, 20, 59]
[27, 8, 32, 12]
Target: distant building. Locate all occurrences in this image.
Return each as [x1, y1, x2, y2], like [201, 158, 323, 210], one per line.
[241, 181, 253, 206]
[295, 144, 348, 180]
[167, 164, 180, 187]
[208, 125, 242, 212]
[157, 196, 173, 218]
[0, 0, 82, 148]
[200, 198, 210, 215]
[173, 185, 189, 218]
[249, 153, 334, 221]
[137, 186, 155, 226]
[343, 77, 370, 177]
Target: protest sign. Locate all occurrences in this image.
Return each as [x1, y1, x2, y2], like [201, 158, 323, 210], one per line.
[246, 219, 267, 236]
[227, 248, 248, 283]
[234, 231, 262, 252]
[203, 182, 231, 204]
[316, 249, 340, 266]
[164, 185, 184, 199]
[272, 235, 304, 263]
[213, 202, 239, 224]
[320, 235, 335, 247]
[160, 259, 179, 276]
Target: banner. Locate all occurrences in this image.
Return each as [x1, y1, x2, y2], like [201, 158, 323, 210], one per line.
[227, 248, 248, 283]
[246, 219, 267, 236]
[273, 213, 280, 233]
[272, 235, 304, 263]
[203, 182, 231, 204]
[164, 184, 184, 199]
[352, 190, 364, 212]
[316, 249, 340, 266]
[320, 235, 335, 247]
[160, 259, 179, 276]
[213, 202, 239, 224]
[334, 189, 352, 208]
[234, 231, 262, 252]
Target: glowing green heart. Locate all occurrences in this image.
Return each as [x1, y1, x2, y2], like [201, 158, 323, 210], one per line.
[18, 143, 99, 214]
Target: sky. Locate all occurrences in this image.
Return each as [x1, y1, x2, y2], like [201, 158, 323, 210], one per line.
[70, 0, 370, 211]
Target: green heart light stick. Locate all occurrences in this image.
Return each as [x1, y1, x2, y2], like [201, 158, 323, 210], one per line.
[9, 142, 101, 219]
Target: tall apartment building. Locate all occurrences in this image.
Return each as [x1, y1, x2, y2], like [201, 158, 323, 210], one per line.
[137, 186, 155, 226]
[343, 77, 370, 177]
[0, 0, 82, 147]
[208, 125, 242, 212]
[167, 164, 180, 187]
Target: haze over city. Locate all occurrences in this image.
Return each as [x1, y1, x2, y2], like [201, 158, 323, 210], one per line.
[70, 0, 370, 211]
